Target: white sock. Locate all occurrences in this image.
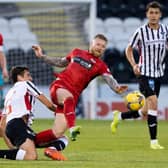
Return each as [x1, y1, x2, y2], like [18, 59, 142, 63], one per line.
[16, 149, 26, 160]
[150, 139, 158, 144]
[138, 109, 142, 116]
[69, 127, 75, 133]
[58, 136, 69, 146]
[118, 113, 121, 120]
[148, 109, 157, 116]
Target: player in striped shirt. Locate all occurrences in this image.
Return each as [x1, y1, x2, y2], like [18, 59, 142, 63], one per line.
[111, 1, 167, 149]
[0, 66, 68, 160]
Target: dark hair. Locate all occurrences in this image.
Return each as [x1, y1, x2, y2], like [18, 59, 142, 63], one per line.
[94, 34, 108, 43]
[10, 66, 29, 83]
[146, 1, 162, 12]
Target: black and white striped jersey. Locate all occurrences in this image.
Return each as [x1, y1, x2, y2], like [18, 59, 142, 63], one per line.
[129, 23, 168, 78]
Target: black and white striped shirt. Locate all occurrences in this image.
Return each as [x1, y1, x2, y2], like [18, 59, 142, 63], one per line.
[129, 23, 168, 78]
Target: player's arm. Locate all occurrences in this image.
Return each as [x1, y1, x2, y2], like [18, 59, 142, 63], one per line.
[26, 81, 56, 112]
[125, 45, 140, 76]
[36, 94, 56, 112]
[32, 45, 69, 67]
[102, 74, 128, 94]
[125, 29, 140, 76]
[0, 51, 8, 78]
[0, 50, 8, 79]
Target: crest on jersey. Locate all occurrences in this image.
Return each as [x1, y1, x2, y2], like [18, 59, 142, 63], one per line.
[160, 31, 165, 39]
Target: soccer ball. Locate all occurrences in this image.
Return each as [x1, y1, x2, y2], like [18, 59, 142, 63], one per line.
[124, 91, 145, 111]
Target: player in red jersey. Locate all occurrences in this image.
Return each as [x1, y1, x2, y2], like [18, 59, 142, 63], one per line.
[32, 34, 128, 147]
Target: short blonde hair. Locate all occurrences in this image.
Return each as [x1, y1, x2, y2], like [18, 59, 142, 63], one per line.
[94, 34, 108, 43]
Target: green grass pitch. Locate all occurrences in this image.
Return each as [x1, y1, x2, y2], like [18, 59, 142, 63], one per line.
[0, 119, 168, 168]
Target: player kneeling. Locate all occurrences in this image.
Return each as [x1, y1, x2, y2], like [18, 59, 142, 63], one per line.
[0, 66, 68, 160]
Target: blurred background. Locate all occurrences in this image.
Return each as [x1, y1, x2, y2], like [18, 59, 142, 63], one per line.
[0, 0, 168, 120]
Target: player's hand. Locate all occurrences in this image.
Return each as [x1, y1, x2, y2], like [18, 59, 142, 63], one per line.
[32, 45, 44, 58]
[115, 85, 128, 94]
[133, 64, 141, 76]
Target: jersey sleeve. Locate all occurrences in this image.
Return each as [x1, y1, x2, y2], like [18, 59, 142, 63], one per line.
[66, 48, 79, 61]
[99, 61, 111, 75]
[129, 28, 140, 48]
[26, 81, 42, 97]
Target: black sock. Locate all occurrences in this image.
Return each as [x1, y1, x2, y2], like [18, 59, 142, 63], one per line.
[36, 139, 66, 151]
[147, 114, 157, 140]
[51, 140, 66, 151]
[0, 149, 19, 160]
[121, 111, 140, 119]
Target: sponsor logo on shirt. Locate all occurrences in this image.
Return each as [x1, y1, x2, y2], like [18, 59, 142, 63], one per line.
[73, 57, 93, 69]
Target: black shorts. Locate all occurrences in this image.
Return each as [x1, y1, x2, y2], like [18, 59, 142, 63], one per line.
[137, 75, 161, 98]
[5, 118, 36, 147]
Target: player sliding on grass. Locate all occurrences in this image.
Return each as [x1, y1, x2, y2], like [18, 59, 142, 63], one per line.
[0, 66, 68, 160]
[32, 34, 128, 142]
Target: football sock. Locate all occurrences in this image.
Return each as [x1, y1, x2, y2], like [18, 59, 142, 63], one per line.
[35, 129, 56, 147]
[0, 149, 25, 160]
[36, 135, 68, 151]
[147, 110, 157, 140]
[45, 136, 68, 151]
[64, 97, 76, 128]
[121, 110, 140, 119]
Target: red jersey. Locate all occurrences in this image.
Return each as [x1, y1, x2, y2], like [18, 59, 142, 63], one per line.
[54, 48, 111, 96]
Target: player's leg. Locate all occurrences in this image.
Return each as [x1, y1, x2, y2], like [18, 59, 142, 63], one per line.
[110, 104, 147, 134]
[56, 88, 76, 128]
[145, 95, 162, 149]
[111, 77, 148, 134]
[36, 114, 68, 160]
[63, 95, 81, 141]
[140, 77, 163, 149]
[51, 85, 81, 141]
[0, 118, 37, 160]
[0, 139, 37, 160]
[44, 136, 68, 161]
[19, 138, 37, 160]
[0, 114, 14, 149]
[35, 113, 67, 145]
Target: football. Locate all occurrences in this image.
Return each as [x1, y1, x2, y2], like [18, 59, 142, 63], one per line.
[124, 91, 145, 111]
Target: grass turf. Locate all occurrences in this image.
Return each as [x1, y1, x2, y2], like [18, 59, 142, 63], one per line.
[0, 119, 168, 168]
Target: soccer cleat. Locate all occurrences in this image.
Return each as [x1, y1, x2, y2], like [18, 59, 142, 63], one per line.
[44, 147, 67, 161]
[150, 142, 164, 150]
[70, 125, 81, 141]
[110, 110, 120, 134]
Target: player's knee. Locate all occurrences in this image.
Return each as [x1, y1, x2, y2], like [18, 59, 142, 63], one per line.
[64, 97, 75, 105]
[147, 96, 158, 110]
[53, 129, 65, 138]
[24, 151, 38, 160]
